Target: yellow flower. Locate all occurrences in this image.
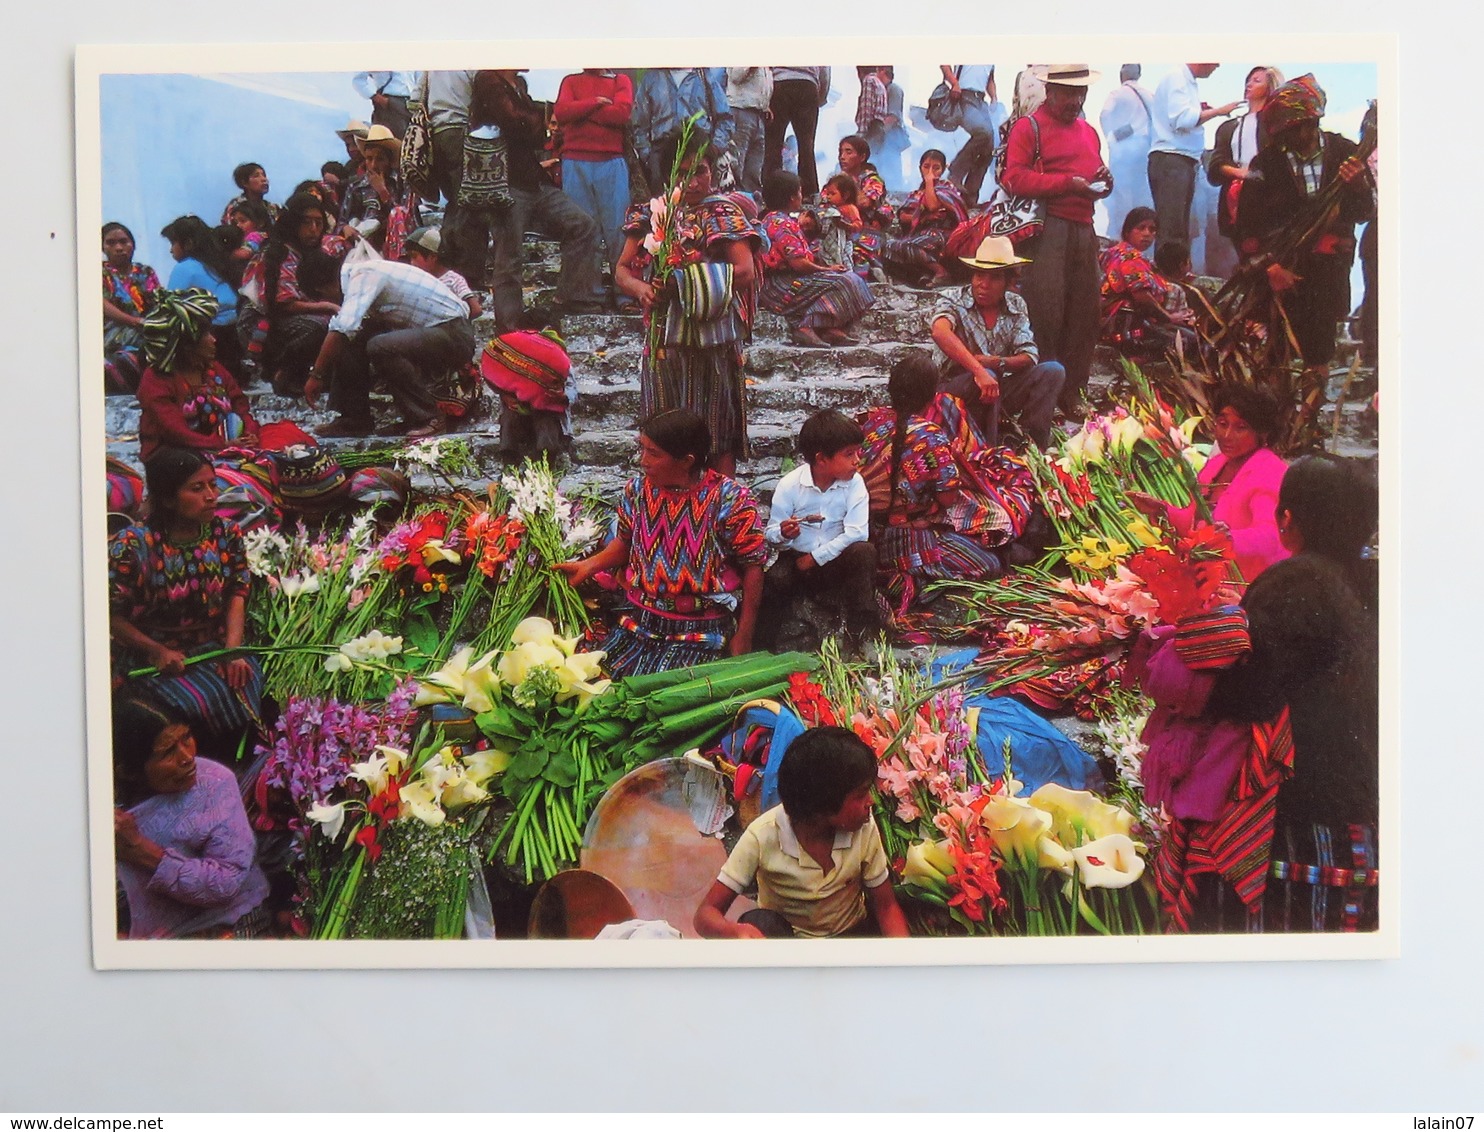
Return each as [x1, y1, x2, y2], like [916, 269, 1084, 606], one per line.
[462, 749, 512, 788]
[979, 794, 1053, 865]
[1036, 835, 1075, 875]
[1109, 415, 1145, 457]
[1126, 516, 1163, 547]
[1028, 783, 1134, 845]
[903, 838, 955, 891]
[398, 780, 446, 826]
[414, 646, 474, 707]
[420, 539, 461, 567]
[459, 649, 503, 714]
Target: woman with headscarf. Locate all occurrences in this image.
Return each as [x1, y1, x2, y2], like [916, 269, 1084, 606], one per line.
[102, 222, 162, 393]
[108, 447, 266, 752]
[1236, 74, 1373, 402]
[135, 289, 260, 464]
[858, 350, 1016, 617]
[239, 191, 343, 397]
[835, 134, 894, 230]
[1207, 65, 1283, 257]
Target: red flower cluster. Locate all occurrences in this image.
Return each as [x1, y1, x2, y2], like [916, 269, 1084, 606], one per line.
[356, 778, 403, 864]
[382, 511, 457, 595]
[943, 803, 1007, 925]
[787, 672, 839, 727]
[465, 511, 525, 579]
[1050, 462, 1095, 513]
[1125, 522, 1237, 623]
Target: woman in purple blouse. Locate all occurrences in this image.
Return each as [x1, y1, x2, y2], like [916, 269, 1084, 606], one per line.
[113, 697, 269, 939]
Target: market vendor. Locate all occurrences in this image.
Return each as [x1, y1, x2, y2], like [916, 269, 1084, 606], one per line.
[135, 289, 260, 463]
[108, 447, 266, 754]
[113, 695, 270, 939]
[1145, 455, 1378, 933]
[1129, 383, 1289, 582]
[859, 351, 1011, 617]
[555, 409, 768, 676]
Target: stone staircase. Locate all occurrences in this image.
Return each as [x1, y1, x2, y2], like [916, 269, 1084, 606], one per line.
[101, 237, 1380, 503]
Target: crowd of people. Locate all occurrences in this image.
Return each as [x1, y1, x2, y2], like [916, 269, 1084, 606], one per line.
[100, 62, 1381, 940]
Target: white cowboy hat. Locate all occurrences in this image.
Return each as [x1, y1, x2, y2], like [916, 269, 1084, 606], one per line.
[357, 124, 402, 154]
[959, 235, 1033, 271]
[335, 118, 370, 139]
[1038, 64, 1101, 87]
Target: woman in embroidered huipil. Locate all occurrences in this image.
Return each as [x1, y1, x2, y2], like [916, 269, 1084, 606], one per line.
[108, 447, 265, 747]
[557, 410, 768, 676]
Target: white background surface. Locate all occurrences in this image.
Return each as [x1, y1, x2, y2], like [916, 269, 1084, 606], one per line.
[4, 1, 1481, 1114]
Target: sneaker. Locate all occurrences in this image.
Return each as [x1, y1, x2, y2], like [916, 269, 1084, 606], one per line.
[315, 417, 374, 439]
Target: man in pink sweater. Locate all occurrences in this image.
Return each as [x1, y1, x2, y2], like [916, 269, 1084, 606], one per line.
[554, 68, 635, 303]
[998, 64, 1113, 419]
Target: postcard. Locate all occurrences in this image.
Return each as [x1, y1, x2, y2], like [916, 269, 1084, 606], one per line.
[77, 35, 1397, 968]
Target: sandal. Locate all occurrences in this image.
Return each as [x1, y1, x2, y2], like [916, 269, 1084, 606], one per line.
[819, 328, 858, 346]
[404, 416, 448, 440]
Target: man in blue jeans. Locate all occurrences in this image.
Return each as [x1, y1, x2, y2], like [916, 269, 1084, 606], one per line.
[478, 70, 604, 329]
[941, 64, 998, 207]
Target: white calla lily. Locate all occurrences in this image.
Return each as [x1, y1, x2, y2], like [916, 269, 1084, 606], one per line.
[460, 650, 503, 714]
[1071, 834, 1146, 889]
[510, 617, 558, 647]
[414, 646, 475, 706]
[497, 641, 565, 686]
[306, 800, 348, 842]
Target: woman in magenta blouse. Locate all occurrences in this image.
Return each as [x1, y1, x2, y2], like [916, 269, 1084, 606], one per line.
[1132, 383, 1289, 582]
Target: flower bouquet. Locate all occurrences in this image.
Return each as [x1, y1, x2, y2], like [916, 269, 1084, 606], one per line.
[413, 617, 615, 885]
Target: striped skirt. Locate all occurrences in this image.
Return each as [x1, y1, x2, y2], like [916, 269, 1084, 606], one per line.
[877, 526, 1004, 616]
[129, 645, 266, 742]
[757, 269, 873, 330]
[598, 607, 732, 677]
[878, 230, 950, 277]
[641, 345, 748, 459]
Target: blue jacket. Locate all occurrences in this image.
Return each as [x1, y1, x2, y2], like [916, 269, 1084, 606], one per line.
[633, 68, 733, 165]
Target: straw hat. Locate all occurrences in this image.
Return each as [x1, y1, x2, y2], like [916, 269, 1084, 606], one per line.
[958, 235, 1033, 271]
[357, 124, 402, 154]
[1039, 64, 1101, 87]
[335, 118, 369, 140]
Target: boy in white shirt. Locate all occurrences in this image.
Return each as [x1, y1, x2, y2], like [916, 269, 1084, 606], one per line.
[757, 409, 881, 654]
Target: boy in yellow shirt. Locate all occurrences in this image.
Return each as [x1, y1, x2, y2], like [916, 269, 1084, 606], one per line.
[694, 726, 910, 939]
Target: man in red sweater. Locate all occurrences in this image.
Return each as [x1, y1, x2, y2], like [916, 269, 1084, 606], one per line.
[554, 69, 635, 305]
[998, 64, 1113, 418]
